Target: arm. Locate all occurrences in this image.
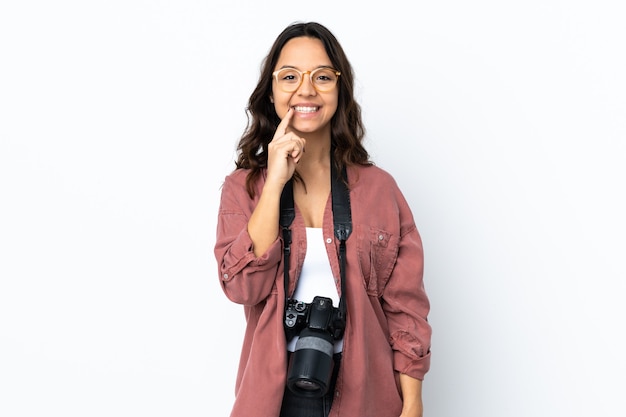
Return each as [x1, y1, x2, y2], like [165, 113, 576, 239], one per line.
[399, 374, 423, 417]
[214, 174, 284, 305]
[246, 180, 283, 257]
[248, 107, 305, 256]
[214, 108, 306, 304]
[382, 222, 431, 378]
[380, 185, 431, 409]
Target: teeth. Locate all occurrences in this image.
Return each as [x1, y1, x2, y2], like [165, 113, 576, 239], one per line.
[293, 106, 318, 113]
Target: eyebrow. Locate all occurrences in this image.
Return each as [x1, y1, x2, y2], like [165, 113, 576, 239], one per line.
[277, 65, 335, 70]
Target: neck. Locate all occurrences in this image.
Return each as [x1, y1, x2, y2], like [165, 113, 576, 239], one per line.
[296, 138, 331, 176]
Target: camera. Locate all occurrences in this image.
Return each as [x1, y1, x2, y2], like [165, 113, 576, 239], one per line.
[284, 296, 345, 397]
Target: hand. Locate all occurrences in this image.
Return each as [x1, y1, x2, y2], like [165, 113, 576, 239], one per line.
[266, 107, 306, 187]
[399, 402, 423, 417]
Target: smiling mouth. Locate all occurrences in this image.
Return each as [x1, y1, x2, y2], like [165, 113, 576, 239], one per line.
[293, 106, 319, 113]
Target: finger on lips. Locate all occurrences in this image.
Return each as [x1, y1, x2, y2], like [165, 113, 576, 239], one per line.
[271, 107, 306, 159]
[273, 107, 294, 140]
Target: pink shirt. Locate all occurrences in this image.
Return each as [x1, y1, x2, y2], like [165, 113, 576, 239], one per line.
[214, 164, 431, 417]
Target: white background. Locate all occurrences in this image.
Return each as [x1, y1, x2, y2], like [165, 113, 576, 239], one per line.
[1, 1, 625, 416]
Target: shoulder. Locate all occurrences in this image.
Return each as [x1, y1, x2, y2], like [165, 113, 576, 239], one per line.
[221, 168, 264, 193]
[348, 164, 400, 191]
[348, 164, 413, 213]
[220, 168, 254, 201]
[222, 168, 251, 186]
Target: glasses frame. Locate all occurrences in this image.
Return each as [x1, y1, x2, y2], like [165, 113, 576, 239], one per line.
[272, 67, 341, 93]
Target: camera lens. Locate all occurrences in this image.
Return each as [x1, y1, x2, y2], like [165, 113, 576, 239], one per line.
[286, 328, 334, 398]
[294, 380, 320, 391]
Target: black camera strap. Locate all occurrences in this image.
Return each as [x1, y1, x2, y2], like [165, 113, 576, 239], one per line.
[279, 157, 352, 333]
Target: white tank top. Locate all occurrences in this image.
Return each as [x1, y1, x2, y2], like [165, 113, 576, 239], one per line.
[286, 227, 344, 353]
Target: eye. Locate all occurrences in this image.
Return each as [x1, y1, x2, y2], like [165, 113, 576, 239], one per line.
[314, 69, 337, 84]
[277, 69, 300, 83]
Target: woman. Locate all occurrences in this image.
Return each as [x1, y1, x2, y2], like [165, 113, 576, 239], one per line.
[214, 22, 431, 417]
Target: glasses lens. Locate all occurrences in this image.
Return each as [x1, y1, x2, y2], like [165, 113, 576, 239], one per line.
[275, 69, 302, 92]
[311, 68, 339, 92]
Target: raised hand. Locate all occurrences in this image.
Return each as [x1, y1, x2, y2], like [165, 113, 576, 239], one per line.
[246, 108, 306, 256]
[266, 107, 306, 187]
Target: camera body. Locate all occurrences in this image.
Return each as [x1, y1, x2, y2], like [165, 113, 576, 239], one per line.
[284, 296, 345, 397]
[284, 296, 345, 342]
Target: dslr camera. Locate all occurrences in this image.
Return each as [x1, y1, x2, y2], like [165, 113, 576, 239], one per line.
[284, 296, 345, 397]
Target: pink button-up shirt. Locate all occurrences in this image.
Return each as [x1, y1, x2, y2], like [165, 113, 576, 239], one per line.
[214, 164, 431, 417]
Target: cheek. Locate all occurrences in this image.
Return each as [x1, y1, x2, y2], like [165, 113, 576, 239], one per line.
[325, 99, 339, 119]
[273, 102, 289, 120]
[324, 93, 339, 114]
[272, 93, 294, 118]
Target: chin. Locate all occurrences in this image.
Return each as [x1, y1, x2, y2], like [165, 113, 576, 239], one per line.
[294, 121, 330, 134]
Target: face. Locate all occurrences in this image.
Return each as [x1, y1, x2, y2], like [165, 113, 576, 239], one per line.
[271, 37, 339, 137]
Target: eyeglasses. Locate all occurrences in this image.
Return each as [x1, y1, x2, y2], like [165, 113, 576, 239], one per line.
[272, 67, 341, 93]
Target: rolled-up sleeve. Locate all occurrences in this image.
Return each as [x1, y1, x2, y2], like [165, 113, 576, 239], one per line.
[214, 172, 283, 306]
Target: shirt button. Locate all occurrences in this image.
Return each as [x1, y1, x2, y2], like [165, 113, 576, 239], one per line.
[326, 237, 333, 244]
[223, 273, 229, 279]
[335, 390, 340, 397]
[378, 234, 384, 241]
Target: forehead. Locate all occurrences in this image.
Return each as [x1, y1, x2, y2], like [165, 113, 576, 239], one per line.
[275, 37, 332, 69]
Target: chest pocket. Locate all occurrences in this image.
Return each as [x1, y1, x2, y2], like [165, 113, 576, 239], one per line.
[356, 225, 400, 297]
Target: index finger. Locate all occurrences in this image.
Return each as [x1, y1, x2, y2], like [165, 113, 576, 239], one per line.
[273, 107, 294, 139]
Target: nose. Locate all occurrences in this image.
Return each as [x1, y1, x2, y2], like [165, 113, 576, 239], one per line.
[297, 72, 317, 95]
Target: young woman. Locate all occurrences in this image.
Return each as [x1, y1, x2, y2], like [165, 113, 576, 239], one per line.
[214, 22, 431, 417]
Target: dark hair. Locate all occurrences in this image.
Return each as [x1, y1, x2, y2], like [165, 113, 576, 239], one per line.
[235, 21, 371, 198]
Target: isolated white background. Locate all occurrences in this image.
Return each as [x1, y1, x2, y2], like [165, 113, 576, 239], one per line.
[1, 1, 624, 416]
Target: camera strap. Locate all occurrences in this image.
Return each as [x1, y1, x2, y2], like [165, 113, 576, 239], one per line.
[279, 156, 352, 331]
